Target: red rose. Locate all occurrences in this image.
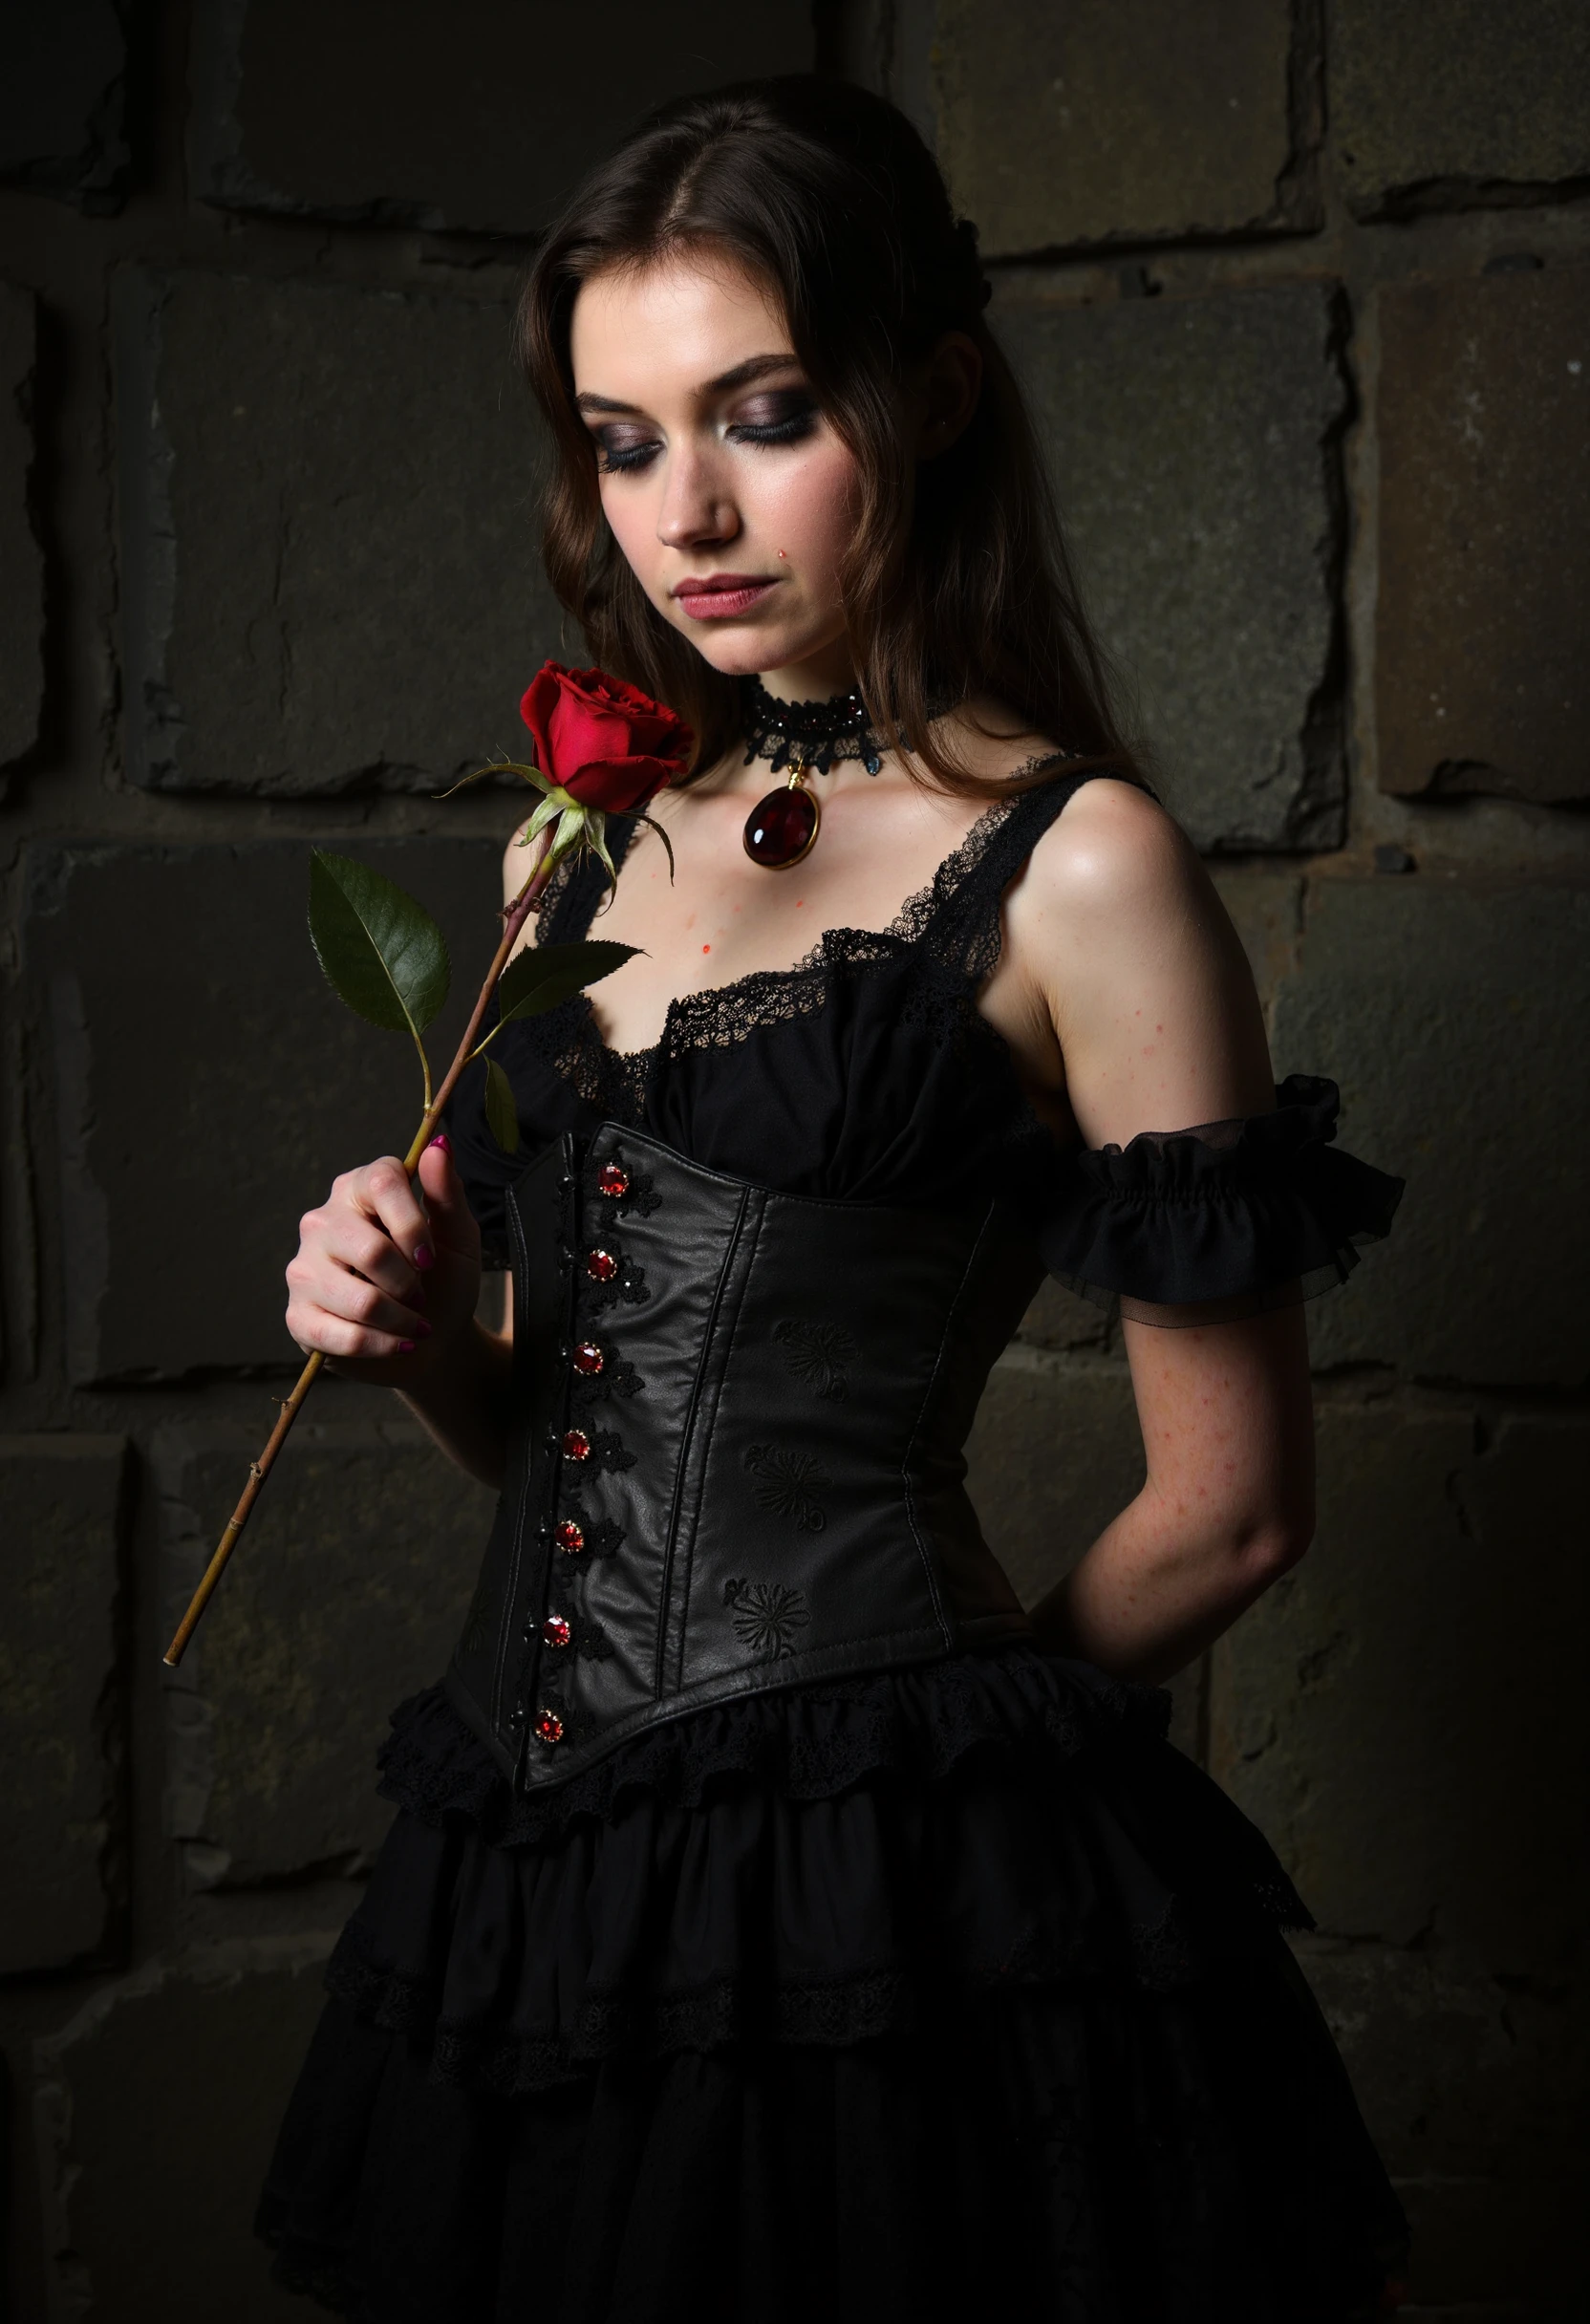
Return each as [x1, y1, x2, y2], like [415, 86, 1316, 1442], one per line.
[519, 663, 693, 813]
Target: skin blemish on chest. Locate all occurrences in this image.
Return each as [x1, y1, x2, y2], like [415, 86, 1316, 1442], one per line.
[702, 943, 712, 953]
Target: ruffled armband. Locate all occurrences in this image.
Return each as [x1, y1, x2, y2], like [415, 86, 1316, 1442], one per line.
[1039, 1075, 1404, 1326]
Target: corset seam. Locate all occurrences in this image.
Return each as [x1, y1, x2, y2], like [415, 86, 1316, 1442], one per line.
[654, 1175, 755, 1701]
[664, 1181, 767, 1701]
[448, 1131, 1044, 1796]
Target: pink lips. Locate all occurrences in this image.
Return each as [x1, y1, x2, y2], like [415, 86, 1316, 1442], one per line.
[671, 572, 782, 619]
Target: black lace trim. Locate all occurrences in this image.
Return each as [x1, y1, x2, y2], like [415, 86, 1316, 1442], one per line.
[508, 771, 1095, 1123]
[741, 677, 887, 774]
[376, 1650, 1177, 1843]
[326, 1914, 922, 2093]
[322, 1900, 1222, 2098]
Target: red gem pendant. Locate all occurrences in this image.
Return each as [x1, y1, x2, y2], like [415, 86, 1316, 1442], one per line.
[743, 775, 819, 869]
[554, 1519, 585, 1554]
[561, 1428, 591, 1462]
[533, 1707, 564, 1745]
[572, 1342, 604, 1376]
[542, 1614, 571, 1649]
[587, 1248, 619, 1282]
[597, 1162, 630, 1198]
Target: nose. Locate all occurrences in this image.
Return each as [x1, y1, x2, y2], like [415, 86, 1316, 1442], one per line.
[655, 441, 740, 553]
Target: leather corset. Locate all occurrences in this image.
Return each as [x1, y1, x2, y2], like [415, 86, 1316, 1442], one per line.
[444, 1123, 1042, 1793]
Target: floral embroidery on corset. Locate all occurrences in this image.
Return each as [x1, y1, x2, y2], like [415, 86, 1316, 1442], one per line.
[722, 1577, 811, 1661]
[773, 1317, 858, 1401]
[578, 1250, 649, 1314]
[569, 1343, 644, 1406]
[585, 1427, 635, 1473]
[743, 1444, 831, 1533]
[548, 1510, 626, 1577]
[586, 1151, 662, 1219]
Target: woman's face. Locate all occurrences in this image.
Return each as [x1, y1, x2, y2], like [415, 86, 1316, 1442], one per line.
[569, 251, 861, 688]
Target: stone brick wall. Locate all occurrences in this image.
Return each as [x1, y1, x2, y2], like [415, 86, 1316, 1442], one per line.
[1, 5, 1583, 2315]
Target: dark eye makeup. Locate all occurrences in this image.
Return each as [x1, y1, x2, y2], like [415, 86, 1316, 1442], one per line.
[595, 429, 663, 475]
[727, 390, 820, 447]
[591, 389, 820, 475]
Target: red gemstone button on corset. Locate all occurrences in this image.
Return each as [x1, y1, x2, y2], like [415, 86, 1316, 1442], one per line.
[743, 779, 819, 869]
[572, 1342, 604, 1376]
[555, 1519, 585, 1555]
[587, 1249, 619, 1282]
[598, 1163, 630, 1198]
[542, 1614, 571, 1650]
[561, 1429, 591, 1462]
[533, 1708, 564, 1745]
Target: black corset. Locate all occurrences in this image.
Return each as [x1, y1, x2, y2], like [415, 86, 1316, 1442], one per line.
[443, 1124, 1042, 1794]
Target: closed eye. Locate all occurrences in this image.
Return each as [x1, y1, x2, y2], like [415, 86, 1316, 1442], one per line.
[729, 410, 818, 448]
[590, 390, 820, 474]
[728, 391, 819, 449]
[593, 426, 661, 475]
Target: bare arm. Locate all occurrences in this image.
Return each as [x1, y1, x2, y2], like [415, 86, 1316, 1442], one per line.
[1030, 1304, 1315, 1681]
[999, 781, 1316, 1682]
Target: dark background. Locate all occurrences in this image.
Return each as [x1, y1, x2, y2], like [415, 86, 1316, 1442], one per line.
[1, 2, 1587, 2315]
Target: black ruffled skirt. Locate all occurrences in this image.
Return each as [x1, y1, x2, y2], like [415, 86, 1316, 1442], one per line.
[257, 1648, 1407, 2322]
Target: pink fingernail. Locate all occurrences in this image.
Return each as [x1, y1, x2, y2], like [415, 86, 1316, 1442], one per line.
[414, 1243, 434, 1270]
[398, 1340, 417, 1354]
[429, 1133, 452, 1154]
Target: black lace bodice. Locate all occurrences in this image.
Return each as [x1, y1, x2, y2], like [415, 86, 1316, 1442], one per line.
[448, 767, 1401, 1311]
[452, 772, 1064, 1256]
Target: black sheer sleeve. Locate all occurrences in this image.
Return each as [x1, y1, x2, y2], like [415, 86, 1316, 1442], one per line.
[1039, 1075, 1404, 1326]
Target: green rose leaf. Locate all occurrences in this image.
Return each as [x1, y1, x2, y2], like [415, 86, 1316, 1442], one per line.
[309, 850, 451, 1039]
[496, 939, 638, 1025]
[483, 1057, 520, 1154]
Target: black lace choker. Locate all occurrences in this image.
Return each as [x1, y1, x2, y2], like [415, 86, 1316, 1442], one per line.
[741, 679, 885, 778]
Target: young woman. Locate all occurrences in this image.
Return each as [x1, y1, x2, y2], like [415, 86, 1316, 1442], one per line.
[260, 76, 1407, 2324]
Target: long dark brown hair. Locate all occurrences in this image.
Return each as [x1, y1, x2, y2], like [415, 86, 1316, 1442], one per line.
[518, 75, 1139, 795]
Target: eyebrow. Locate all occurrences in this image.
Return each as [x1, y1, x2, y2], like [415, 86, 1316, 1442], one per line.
[573, 352, 804, 417]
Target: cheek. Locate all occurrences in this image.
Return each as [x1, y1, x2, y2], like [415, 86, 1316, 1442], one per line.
[597, 478, 657, 576]
[755, 439, 860, 580]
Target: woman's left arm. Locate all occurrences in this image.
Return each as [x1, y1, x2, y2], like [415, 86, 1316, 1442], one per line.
[1002, 780, 1316, 1683]
[1031, 1303, 1315, 1681]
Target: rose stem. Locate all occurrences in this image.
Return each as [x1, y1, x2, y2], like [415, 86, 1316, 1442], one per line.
[162, 868, 547, 1668]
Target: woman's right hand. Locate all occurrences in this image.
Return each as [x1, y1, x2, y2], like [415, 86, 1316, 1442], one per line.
[285, 1135, 482, 1383]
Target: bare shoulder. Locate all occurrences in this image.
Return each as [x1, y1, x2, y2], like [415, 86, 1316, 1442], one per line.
[1020, 778, 1214, 936]
[1004, 776, 1271, 1135]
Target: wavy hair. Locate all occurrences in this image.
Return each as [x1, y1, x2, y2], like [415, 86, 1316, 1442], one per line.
[517, 75, 1139, 794]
